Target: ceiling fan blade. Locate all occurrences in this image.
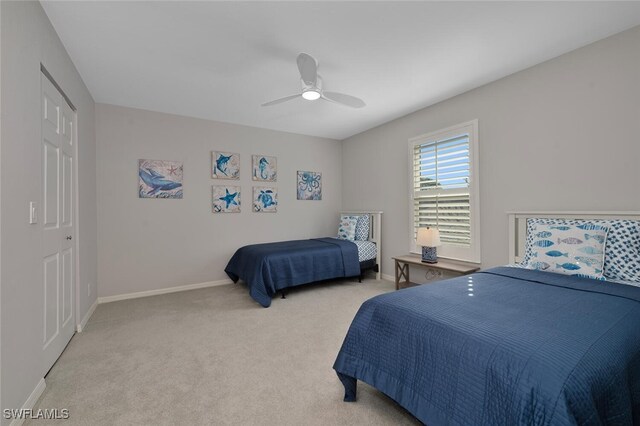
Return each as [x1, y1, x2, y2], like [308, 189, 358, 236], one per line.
[261, 94, 301, 107]
[297, 53, 318, 86]
[322, 91, 366, 108]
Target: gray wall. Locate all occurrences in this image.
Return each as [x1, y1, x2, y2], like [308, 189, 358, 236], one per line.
[342, 25, 640, 277]
[0, 1, 97, 420]
[96, 104, 342, 298]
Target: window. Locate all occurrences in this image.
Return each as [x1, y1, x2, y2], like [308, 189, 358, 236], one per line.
[409, 120, 480, 263]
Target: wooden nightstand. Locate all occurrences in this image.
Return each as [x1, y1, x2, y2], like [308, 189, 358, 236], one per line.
[392, 255, 480, 290]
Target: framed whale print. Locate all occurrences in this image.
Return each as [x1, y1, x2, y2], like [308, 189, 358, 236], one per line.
[212, 185, 241, 213]
[252, 155, 277, 182]
[253, 187, 277, 213]
[212, 152, 240, 180]
[297, 171, 322, 200]
[138, 159, 183, 199]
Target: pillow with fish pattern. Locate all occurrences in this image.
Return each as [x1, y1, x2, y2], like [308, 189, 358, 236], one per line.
[337, 216, 358, 241]
[523, 218, 640, 283]
[525, 223, 609, 279]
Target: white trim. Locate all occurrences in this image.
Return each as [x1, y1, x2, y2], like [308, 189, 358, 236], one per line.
[9, 378, 46, 426]
[381, 273, 395, 283]
[76, 298, 98, 332]
[97, 278, 233, 304]
[507, 211, 640, 264]
[408, 119, 480, 263]
[506, 211, 640, 215]
[72, 106, 81, 339]
[341, 211, 384, 214]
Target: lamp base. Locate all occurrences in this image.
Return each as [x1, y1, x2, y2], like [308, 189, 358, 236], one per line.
[421, 246, 438, 264]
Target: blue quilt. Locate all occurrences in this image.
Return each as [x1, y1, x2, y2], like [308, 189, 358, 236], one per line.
[334, 267, 640, 425]
[225, 238, 360, 307]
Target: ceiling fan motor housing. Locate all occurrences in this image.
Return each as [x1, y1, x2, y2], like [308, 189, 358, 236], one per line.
[302, 75, 322, 93]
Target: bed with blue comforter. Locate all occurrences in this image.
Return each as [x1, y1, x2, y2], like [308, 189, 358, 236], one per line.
[225, 237, 360, 307]
[334, 266, 640, 425]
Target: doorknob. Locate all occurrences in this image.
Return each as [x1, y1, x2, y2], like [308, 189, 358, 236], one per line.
[66, 236, 72, 240]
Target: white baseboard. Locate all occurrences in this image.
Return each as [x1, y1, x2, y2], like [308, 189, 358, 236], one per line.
[9, 378, 46, 426]
[76, 298, 98, 332]
[381, 273, 395, 283]
[97, 278, 233, 304]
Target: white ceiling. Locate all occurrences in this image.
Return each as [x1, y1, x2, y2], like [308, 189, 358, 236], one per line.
[42, 1, 640, 140]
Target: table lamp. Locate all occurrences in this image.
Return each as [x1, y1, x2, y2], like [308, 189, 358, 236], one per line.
[417, 227, 442, 264]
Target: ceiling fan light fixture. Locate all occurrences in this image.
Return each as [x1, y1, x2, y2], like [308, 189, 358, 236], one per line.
[302, 89, 321, 101]
[261, 53, 365, 108]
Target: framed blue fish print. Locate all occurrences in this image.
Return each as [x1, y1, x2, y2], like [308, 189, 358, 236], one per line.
[253, 187, 277, 212]
[212, 151, 240, 180]
[252, 155, 277, 182]
[297, 171, 322, 200]
[138, 159, 183, 199]
[212, 185, 241, 213]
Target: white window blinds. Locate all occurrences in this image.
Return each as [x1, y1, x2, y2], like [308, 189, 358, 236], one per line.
[409, 120, 480, 263]
[413, 135, 471, 246]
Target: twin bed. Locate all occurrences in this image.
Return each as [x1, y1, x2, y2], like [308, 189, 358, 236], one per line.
[334, 212, 640, 425]
[225, 211, 381, 307]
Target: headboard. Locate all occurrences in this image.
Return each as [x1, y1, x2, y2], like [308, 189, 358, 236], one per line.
[507, 211, 640, 264]
[341, 211, 383, 279]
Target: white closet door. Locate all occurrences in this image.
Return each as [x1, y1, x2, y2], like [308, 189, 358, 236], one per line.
[41, 73, 75, 372]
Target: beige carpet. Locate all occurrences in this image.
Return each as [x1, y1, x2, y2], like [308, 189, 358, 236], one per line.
[28, 278, 421, 425]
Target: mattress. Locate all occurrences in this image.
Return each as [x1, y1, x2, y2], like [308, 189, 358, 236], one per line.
[352, 240, 377, 262]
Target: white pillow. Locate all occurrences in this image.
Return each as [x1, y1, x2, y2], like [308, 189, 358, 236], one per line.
[525, 223, 609, 279]
[524, 218, 640, 283]
[337, 216, 358, 241]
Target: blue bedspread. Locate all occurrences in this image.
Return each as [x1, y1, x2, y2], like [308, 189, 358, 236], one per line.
[334, 267, 640, 425]
[225, 237, 360, 307]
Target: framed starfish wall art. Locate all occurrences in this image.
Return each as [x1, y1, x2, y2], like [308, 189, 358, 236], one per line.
[212, 185, 241, 213]
[211, 151, 240, 179]
[138, 159, 183, 199]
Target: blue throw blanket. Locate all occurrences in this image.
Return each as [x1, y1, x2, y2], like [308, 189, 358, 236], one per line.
[334, 267, 640, 425]
[225, 238, 360, 307]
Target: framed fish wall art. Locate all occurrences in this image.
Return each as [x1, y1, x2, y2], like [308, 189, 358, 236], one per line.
[252, 155, 277, 182]
[212, 151, 240, 179]
[138, 159, 183, 199]
[212, 185, 241, 213]
[297, 171, 322, 200]
[253, 187, 277, 213]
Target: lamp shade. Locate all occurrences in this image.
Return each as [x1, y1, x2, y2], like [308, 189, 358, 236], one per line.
[417, 227, 441, 247]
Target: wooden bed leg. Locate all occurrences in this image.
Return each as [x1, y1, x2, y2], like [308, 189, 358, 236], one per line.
[281, 290, 286, 299]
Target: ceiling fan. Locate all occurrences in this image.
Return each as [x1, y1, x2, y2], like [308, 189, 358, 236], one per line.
[261, 53, 365, 109]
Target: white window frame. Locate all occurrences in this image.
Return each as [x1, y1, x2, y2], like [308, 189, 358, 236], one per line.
[408, 119, 481, 263]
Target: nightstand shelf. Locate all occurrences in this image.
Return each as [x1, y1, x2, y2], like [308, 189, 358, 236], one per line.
[392, 255, 480, 290]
